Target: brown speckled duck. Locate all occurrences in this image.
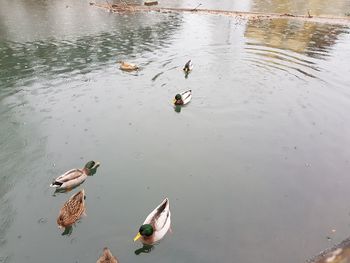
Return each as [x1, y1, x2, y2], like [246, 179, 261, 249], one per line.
[119, 61, 139, 71]
[57, 189, 86, 228]
[96, 247, 119, 263]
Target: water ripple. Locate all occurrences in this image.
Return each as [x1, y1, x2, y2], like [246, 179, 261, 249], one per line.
[244, 44, 321, 79]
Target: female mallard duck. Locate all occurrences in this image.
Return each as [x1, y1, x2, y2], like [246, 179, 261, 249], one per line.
[57, 189, 86, 228]
[133, 198, 171, 245]
[119, 61, 139, 71]
[183, 60, 193, 73]
[173, 90, 192, 106]
[50, 161, 100, 190]
[97, 247, 119, 263]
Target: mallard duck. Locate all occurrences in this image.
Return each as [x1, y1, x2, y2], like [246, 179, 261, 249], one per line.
[133, 197, 171, 245]
[97, 247, 119, 263]
[183, 60, 193, 73]
[173, 90, 192, 106]
[119, 61, 139, 71]
[50, 161, 100, 190]
[57, 189, 86, 228]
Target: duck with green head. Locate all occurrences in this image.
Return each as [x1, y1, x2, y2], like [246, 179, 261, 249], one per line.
[133, 198, 171, 245]
[50, 160, 100, 190]
[173, 90, 192, 106]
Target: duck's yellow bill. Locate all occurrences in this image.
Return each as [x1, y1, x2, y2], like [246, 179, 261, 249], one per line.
[172, 99, 176, 104]
[133, 232, 141, 242]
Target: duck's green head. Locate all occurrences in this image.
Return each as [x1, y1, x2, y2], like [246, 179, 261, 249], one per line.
[85, 161, 96, 169]
[84, 161, 100, 175]
[134, 224, 154, 241]
[175, 94, 182, 100]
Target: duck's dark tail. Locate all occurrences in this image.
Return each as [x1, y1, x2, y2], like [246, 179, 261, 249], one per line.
[50, 181, 63, 187]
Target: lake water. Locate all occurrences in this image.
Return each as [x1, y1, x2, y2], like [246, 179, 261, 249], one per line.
[1, 0, 350, 262]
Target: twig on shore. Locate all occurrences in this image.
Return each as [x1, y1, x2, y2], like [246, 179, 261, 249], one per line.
[191, 3, 202, 12]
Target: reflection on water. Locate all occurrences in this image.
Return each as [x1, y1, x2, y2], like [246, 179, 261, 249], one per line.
[251, 0, 350, 16]
[0, 16, 182, 92]
[244, 19, 348, 78]
[245, 19, 347, 58]
[134, 244, 154, 255]
[174, 105, 182, 113]
[61, 226, 73, 236]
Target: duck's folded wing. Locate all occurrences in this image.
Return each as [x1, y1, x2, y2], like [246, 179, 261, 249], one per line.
[143, 198, 170, 228]
[154, 207, 170, 230]
[55, 169, 82, 183]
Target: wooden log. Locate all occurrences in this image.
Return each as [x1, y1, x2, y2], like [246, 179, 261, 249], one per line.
[144, 1, 158, 6]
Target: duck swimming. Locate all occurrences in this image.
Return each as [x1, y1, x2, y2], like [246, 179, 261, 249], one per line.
[183, 60, 193, 73]
[173, 90, 192, 106]
[119, 61, 139, 71]
[96, 247, 119, 263]
[57, 189, 86, 229]
[133, 198, 171, 245]
[50, 161, 100, 190]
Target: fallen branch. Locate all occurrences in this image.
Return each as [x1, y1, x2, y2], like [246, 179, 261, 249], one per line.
[90, 2, 350, 25]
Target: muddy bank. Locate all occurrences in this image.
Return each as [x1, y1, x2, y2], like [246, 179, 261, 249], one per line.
[90, 2, 350, 26]
[307, 237, 350, 263]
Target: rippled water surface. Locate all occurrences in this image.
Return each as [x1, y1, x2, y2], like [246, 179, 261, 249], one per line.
[1, 0, 350, 263]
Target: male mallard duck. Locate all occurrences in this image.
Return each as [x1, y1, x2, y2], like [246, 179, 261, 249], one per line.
[173, 90, 192, 106]
[97, 247, 119, 263]
[183, 60, 193, 73]
[119, 61, 139, 71]
[57, 189, 86, 228]
[133, 198, 171, 245]
[50, 161, 100, 190]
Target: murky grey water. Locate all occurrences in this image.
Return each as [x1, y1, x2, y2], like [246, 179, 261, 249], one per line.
[1, 0, 350, 263]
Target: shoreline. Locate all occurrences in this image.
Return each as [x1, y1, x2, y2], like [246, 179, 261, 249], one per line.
[90, 2, 350, 26]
